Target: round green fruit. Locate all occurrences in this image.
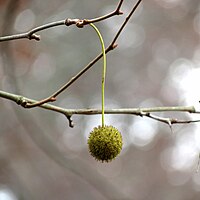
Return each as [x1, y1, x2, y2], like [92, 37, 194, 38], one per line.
[88, 125, 123, 162]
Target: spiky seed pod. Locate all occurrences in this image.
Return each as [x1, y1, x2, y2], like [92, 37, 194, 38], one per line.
[88, 125, 123, 162]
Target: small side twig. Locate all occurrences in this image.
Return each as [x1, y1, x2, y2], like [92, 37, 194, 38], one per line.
[66, 115, 74, 128]
[1, 90, 200, 128]
[144, 112, 200, 133]
[23, 0, 143, 108]
[0, 0, 125, 42]
[66, 0, 124, 27]
[145, 113, 200, 125]
[0, 20, 66, 42]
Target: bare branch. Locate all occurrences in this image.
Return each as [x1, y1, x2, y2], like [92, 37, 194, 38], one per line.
[1, 90, 200, 127]
[0, 20, 66, 42]
[75, 0, 124, 26]
[5, 0, 193, 130]
[23, 0, 143, 108]
[145, 112, 200, 125]
[110, 0, 142, 47]
[0, 0, 125, 42]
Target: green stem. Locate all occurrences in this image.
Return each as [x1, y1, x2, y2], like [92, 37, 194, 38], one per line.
[90, 23, 106, 127]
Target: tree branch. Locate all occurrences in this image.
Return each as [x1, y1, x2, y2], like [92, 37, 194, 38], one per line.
[0, 0, 125, 42]
[1, 90, 199, 128]
[145, 113, 200, 125]
[110, 0, 142, 47]
[66, 0, 124, 27]
[22, 0, 143, 108]
[0, 20, 66, 42]
[1, 0, 197, 129]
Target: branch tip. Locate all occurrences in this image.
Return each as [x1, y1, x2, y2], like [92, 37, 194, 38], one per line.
[108, 43, 118, 51]
[28, 33, 41, 41]
[112, 43, 118, 49]
[117, 10, 124, 15]
[167, 120, 173, 133]
[50, 97, 57, 102]
[66, 115, 74, 128]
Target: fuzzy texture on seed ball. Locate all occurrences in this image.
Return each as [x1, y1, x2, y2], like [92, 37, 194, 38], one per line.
[88, 125, 123, 162]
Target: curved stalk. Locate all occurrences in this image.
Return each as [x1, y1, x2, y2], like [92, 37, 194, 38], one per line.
[90, 23, 106, 127]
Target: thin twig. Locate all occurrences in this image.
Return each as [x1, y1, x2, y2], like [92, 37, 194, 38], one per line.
[23, 0, 143, 108]
[145, 113, 200, 125]
[1, 90, 199, 125]
[110, 0, 142, 47]
[0, 20, 66, 42]
[0, 0, 125, 42]
[77, 0, 124, 25]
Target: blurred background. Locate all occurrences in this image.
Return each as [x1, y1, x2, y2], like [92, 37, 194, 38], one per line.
[0, 0, 200, 199]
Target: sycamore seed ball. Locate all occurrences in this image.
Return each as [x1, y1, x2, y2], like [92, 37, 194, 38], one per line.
[88, 125, 123, 162]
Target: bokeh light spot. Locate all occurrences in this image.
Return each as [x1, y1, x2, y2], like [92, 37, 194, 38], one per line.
[14, 9, 35, 32]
